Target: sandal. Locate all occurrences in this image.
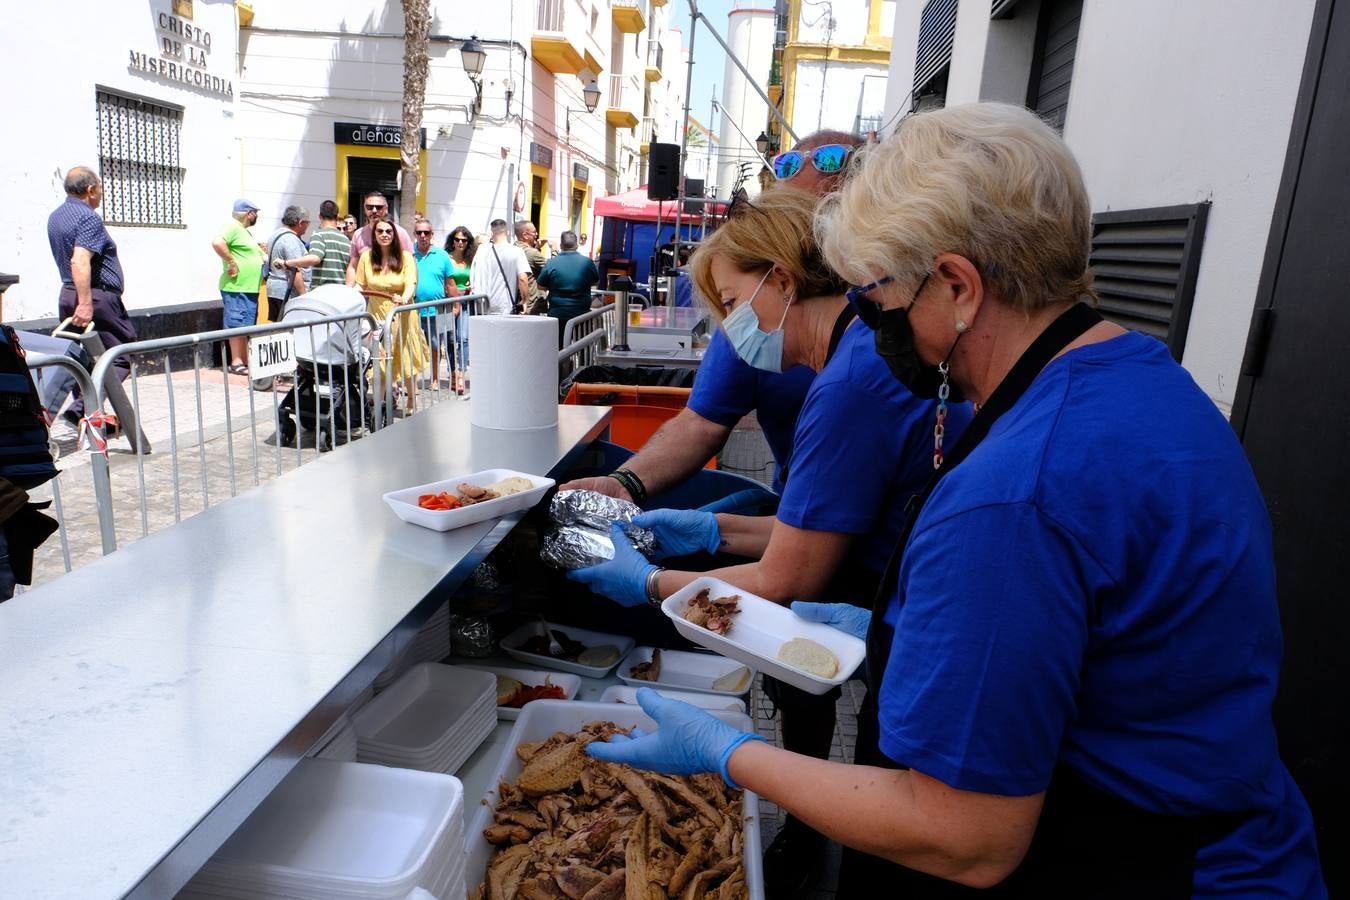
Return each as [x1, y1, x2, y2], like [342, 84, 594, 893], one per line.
[228, 362, 249, 376]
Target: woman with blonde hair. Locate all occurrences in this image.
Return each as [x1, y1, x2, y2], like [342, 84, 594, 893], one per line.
[585, 103, 1325, 896]
[348, 220, 427, 416]
[568, 184, 970, 894]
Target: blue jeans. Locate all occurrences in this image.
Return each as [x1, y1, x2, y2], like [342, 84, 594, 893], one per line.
[453, 309, 470, 369]
[221, 290, 258, 328]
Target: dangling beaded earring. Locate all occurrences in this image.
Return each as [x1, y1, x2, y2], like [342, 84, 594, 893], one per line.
[933, 361, 951, 469]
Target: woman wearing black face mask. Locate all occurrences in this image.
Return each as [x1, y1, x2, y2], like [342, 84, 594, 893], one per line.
[578, 102, 1325, 898]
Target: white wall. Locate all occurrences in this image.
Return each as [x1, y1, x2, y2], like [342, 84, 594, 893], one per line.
[796, 0, 870, 47]
[792, 60, 890, 135]
[880, 0, 1317, 410]
[1066, 0, 1315, 409]
[2, 0, 242, 320]
[880, 0, 923, 128]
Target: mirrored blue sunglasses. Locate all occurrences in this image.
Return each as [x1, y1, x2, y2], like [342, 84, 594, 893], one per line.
[771, 143, 854, 180]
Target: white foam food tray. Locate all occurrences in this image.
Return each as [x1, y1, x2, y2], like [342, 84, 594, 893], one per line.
[662, 576, 867, 696]
[464, 700, 763, 900]
[353, 663, 496, 755]
[200, 759, 462, 896]
[499, 621, 635, 678]
[598, 684, 747, 714]
[453, 663, 583, 720]
[617, 646, 755, 696]
[383, 468, 555, 532]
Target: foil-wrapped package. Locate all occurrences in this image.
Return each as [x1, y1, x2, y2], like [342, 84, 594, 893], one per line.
[468, 560, 501, 591]
[447, 613, 494, 657]
[540, 526, 620, 570]
[549, 489, 645, 532]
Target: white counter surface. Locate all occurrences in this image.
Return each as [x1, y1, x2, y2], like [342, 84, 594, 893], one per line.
[0, 402, 609, 899]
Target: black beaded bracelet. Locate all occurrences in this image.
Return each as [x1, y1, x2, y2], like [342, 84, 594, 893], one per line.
[611, 467, 649, 505]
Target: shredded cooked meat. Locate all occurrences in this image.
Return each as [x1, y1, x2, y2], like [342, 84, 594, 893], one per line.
[474, 721, 748, 900]
[627, 648, 662, 682]
[682, 589, 740, 636]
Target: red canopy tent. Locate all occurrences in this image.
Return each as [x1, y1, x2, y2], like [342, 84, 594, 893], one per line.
[593, 186, 726, 223]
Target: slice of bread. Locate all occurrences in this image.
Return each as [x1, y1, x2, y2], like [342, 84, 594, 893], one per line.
[777, 638, 840, 679]
[495, 675, 524, 706]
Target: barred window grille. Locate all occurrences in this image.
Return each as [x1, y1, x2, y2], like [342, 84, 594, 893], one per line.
[96, 89, 185, 228]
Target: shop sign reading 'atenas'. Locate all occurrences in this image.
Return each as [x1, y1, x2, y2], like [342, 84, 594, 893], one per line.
[334, 123, 428, 149]
[127, 7, 233, 98]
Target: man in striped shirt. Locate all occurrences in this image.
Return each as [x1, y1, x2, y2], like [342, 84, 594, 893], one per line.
[271, 200, 350, 289]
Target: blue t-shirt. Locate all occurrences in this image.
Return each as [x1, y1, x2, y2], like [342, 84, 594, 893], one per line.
[687, 328, 814, 493]
[46, 197, 124, 292]
[878, 331, 1325, 897]
[414, 245, 456, 315]
[776, 320, 971, 575]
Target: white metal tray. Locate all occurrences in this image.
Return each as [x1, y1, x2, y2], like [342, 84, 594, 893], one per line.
[464, 700, 763, 899]
[499, 621, 634, 678]
[453, 663, 583, 720]
[617, 646, 755, 696]
[382, 468, 555, 531]
[662, 576, 866, 695]
[598, 684, 747, 714]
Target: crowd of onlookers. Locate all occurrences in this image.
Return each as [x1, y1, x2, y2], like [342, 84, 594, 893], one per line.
[44, 166, 601, 424]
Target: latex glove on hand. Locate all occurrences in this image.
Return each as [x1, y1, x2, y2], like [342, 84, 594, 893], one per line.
[790, 601, 872, 641]
[566, 522, 656, 608]
[633, 509, 720, 560]
[586, 687, 766, 787]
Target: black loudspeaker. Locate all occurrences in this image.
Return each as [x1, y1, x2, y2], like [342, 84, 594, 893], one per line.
[648, 143, 680, 200]
[685, 177, 704, 197]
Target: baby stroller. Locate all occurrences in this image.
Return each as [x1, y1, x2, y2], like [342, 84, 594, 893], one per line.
[276, 285, 376, 451]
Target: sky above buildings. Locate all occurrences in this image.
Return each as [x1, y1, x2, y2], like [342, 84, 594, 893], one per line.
[674, 0, 735, 138]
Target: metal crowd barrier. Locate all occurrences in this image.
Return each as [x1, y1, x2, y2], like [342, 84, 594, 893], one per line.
[377, 294, 486, 421]
[87, 312, 378, 553]
[21, 352, 116, 577]
[559, 304, 615, 379]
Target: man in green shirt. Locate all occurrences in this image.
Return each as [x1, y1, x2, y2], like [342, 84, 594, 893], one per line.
[537, 230, 599, 348]
[210, 198, 266, 374]
[273, 199, 351, 289]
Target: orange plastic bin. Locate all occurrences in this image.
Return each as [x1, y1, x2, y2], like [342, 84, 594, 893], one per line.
[562, 382, 717, 469]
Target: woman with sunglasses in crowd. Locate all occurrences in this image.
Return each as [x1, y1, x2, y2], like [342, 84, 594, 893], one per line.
[567, 184, 973, 895]
[583, 103, 1326, 897]
[444, 225, 476, 396]
[349, 220, 427, 417]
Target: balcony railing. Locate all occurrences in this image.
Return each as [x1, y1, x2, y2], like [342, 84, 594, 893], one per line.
[606, 73, 642, 128]
[647, 39, 663, 70]
[537, 0, 564, 32]
[641, 116, 658, 145]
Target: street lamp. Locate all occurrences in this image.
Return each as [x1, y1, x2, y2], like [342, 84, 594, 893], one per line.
[755, 131, 770, 155]
[566, 80, 602, 139]
[461, 36, 486, 117]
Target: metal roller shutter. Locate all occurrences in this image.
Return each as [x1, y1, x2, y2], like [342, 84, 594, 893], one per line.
[913, 0, 959, 93]
[1028, 0, 1082, 130]
[1088, 203, 1211, 362]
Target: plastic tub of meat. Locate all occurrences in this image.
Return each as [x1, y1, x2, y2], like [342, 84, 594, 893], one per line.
[662, 576, 867, 696]
[464, 700, 763, 899]
[383, 468, 555, 532]
[617, 646, 755, 696]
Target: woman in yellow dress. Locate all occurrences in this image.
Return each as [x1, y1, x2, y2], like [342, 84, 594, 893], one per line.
[349, 221, 427, 416]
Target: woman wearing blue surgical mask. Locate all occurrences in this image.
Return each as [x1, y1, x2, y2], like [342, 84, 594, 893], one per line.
[567, 185, 973, 895]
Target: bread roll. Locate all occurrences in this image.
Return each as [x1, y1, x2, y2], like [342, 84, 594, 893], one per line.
[777, 638, 839, 679]
[495, 675, 524, 706]
[488, 475, 534, 496]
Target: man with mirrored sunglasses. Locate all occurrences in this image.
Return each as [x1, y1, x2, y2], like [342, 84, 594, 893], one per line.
[770, 129, 863, 194]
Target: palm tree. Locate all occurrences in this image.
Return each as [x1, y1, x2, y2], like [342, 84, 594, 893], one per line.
[399, 0, 431, 233]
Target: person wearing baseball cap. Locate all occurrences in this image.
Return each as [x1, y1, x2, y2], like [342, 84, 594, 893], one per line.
[211, 198, 267, 375]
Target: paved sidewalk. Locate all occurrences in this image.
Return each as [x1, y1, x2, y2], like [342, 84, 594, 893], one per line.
[28, 367, 466, 589]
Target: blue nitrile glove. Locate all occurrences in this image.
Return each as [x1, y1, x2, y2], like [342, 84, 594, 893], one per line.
[633, 509, 721, 560]
[567, 522, 657, 608]
[586, 687, 766, 787]
[790, 601, 872, 641]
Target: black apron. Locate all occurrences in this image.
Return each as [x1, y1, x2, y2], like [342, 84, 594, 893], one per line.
[840, 304, 1244, 898]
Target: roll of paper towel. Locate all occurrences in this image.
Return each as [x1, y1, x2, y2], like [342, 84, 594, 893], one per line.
[468, 315, 560, 430]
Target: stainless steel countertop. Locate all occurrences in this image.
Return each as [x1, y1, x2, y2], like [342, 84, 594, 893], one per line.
[0, 402, 609, 899]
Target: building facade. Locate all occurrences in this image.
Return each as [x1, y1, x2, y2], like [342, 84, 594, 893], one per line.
[1, 0, 682, 322]
[883, 0, 1317, 414]
[2, 0, 246, 322]
[716, 5, 776, 195]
